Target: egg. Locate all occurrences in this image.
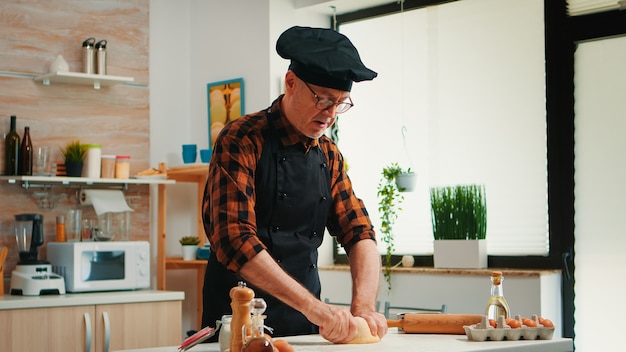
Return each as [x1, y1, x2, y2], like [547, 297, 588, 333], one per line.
[505, 318, 521, 329]
[488, 319, 497, 328]
[541, 319, 554, 328]
[273, 339, 294, 352]
[522, 318, 537, 327]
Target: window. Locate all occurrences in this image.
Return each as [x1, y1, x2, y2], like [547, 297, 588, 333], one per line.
[335, 0, 549, 257]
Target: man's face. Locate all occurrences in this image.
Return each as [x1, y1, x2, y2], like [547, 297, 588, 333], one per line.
[284, 72, 351, 139]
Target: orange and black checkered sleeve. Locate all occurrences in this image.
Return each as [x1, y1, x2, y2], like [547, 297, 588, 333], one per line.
[320, 137, 377, 255]
[202, 112, 267, 273]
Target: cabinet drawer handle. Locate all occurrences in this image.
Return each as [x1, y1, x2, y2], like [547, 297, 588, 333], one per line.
[84, 312, 92, 352]
[103, 311, 111, 352]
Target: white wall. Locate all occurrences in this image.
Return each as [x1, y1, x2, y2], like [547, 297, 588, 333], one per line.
[149, 0, 330, 333]
[573, 35, 626, 352]
[320, 269, 563, 337]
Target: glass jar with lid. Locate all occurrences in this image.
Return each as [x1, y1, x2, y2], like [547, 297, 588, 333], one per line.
[115, 155, 130, 178]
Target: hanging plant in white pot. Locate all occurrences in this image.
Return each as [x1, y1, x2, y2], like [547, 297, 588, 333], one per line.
[377, 163, 405, 291]
[395, 169, 417, 192]
[430, 184, 487, 268]
[377, 162, 419, 290]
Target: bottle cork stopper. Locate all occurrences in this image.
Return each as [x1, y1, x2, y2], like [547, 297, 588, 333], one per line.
[491, 271, 503, 285]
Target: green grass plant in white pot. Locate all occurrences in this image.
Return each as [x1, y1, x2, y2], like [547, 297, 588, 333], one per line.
[430, 184, 487, 268]
[180, 236, 200, 260]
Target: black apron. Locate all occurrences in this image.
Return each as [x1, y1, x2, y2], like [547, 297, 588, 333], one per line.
[202, 109, 332, 337]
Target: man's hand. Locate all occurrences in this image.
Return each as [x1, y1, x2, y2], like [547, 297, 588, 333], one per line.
[353, 309, 388, 339]
[317, 304, 358, 343]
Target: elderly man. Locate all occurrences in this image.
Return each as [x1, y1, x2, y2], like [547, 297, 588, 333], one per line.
[202, 25, 386, 343]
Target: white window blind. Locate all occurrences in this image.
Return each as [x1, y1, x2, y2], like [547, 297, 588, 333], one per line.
[566, 0, 626, 16]
[337, 0, 549, 256]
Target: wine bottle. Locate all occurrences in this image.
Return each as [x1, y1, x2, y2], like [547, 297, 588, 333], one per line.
[19, 126, 33, 175]
[5, 115, 20, 175]
[485, 271, 510, 320]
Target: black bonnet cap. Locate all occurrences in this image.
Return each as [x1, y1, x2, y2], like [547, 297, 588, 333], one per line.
[276, 26, 377, 92]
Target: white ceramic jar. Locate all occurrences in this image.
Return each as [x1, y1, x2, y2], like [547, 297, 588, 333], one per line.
[83, 144, 102, 178]
[218, 315, 232, 352]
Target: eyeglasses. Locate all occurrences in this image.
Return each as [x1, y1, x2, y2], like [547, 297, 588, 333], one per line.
[303, 81, 354, 114]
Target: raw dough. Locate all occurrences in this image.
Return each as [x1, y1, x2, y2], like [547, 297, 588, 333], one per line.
[338, 317, 381, 344]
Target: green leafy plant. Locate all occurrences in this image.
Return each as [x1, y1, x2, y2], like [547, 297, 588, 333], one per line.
[60, 140, 87, 163]
[430, 184, 487, 240]
[377, 162, 407, 291]
[179, 236, 200, 245]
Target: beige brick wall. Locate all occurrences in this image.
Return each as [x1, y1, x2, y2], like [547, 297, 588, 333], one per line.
[0, 0, 150, 289]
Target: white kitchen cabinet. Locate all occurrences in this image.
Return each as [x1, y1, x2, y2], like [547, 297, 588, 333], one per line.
[95, 301, 182, 352]
[0, 291, 183, 352]
[0, 304, 95, 351]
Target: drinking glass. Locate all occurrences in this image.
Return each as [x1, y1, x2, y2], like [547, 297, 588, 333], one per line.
[66, 209, 82, 242]
[117, 211, 131, 241]
[82, 218, 97, 241]
[33, 146, 50, 176]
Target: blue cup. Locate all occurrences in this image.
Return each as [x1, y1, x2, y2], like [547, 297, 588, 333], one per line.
[200, 149, 213, 163]
[182, 144, 197, 164]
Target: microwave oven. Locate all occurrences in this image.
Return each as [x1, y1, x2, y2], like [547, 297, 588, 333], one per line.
[47, 241, 150, 293]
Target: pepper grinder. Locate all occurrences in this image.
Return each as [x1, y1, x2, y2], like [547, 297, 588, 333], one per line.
[230, 281, 254, 352]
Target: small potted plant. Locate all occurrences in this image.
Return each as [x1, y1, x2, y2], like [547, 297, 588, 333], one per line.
[60, 140, 87, 177]
[179, 236, 200, 260]
[430, 184, 487, 268]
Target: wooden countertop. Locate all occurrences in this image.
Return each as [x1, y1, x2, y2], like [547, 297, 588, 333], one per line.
[0, 289, 184, 310]
[114, 330, 573, 352]
[320, 265, 561, 277]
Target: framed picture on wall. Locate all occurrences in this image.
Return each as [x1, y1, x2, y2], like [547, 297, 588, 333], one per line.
[207, 78, 244, 148]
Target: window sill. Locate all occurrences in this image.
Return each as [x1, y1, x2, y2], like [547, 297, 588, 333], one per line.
[319, 264, 561, 277]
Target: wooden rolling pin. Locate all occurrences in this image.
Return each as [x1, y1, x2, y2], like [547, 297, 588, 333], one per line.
[387, 314, 483, 334]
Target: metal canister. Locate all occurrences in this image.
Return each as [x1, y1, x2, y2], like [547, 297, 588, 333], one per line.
[82, 37, 96, 74]
[96, 39, 107, 75]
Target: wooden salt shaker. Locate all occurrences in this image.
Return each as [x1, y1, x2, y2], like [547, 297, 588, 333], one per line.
[230, 282, 255, 352]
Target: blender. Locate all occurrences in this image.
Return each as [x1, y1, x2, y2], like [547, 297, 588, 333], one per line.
[10, 213, 66, 296]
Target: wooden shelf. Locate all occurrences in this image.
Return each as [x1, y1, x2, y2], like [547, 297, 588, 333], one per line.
[165, 257, 207, 269]
[0, 175, 174, 189]
[157, 164, 209, 330]
[34, 71, 134, 89]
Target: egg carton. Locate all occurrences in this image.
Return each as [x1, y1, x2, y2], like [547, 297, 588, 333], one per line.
[464, 314, 555, 342]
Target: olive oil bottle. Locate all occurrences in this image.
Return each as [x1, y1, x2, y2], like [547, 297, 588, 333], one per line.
[485, 271, 510, 320]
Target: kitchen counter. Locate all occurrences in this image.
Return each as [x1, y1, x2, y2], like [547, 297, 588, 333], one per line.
[114, 330, 573, 352]
[0, 289, 184, 310]
[322, 265, 561, 277]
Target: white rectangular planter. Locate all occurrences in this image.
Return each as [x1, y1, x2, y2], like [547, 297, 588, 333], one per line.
[433, 239, 487, 269]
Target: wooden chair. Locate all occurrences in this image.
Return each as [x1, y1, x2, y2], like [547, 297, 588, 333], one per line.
[324, 298, 381, 312]
[383, 301, 447, 319]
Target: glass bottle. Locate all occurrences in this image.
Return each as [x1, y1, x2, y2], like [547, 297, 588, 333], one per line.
[56, 216, 66, 242]
[5, 115, 20, 175]
[242, 298, 274, 352]
[485, 271, 510, 320]
[218, 315, 232, 352]
[19, 126, 33, 175]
